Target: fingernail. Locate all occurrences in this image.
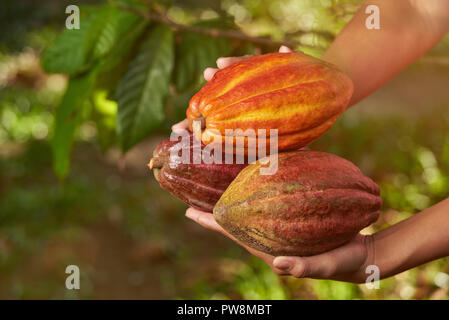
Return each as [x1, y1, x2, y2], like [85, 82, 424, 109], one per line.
[279, 45, 291, 53]
[185, 210, 195, 219]
[273, 258, 292, 271]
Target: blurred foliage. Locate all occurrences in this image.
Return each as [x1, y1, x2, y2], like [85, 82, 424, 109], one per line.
[1, 0, 449, 300]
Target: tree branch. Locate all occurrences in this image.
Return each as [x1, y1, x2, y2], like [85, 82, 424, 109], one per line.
[118, 5, 327, 49]
[419, 56, 449, 66]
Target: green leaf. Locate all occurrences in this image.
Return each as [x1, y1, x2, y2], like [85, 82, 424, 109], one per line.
[95, 12, 149, 94]
[41, 15, 95, 75]
[97, 18, 148, 73]
[116, 24, 174, 151]
[92, 90, 118, 152]
[42, 5, 144, 75]
[173, 26, 231, 92]
[112, 0, 148, 10]
[91, 8, 142, 61]
[163, 88, 197, 131]
[95, 13, 149, 96]
[51, 69, 98, 178]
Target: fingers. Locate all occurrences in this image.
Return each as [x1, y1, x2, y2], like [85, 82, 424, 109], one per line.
[203, 48, 291, 82]
[171, 118, 189, 134]
[216, 55, 252, 69]
[215, 48, 290, 71]
[272, 235, 368, 280]
[185, 207, 223, 233]
[273, 256, 331, 278]
[185, 208, 253, 248]
[184, 211, 367, 281]
[185, 207, 239, 243]
[204, 55, 253, 81]
[203, 67, 219, 81]
[185, 208, 280, 269]
[279, 45, 293, 53]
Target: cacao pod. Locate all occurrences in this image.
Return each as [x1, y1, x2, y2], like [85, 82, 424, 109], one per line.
[214, 150, 382, 256]
[187, 52, 353, 154]
[149, 132, 248, 212]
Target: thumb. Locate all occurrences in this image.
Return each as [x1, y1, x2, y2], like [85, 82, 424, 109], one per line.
[273, 256, 333, 278]
[279, 45, 293, 53]
[171, 119, 189, 134]
[272, 235, 369, 280]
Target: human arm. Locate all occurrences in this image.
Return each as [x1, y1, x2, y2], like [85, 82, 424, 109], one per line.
[323, 0, 449, 106]
[186, 0, 449, 109]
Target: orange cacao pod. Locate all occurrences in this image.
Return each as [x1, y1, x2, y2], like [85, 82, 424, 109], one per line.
[149, 132, 248, 212]
[187, 52, 353, 153]
[214, 150, 382, 256]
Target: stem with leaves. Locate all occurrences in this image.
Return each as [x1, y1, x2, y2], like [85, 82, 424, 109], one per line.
[118, 5, 332, 49]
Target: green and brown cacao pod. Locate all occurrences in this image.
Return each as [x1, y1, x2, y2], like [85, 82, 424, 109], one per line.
[149, 132, 248, 212]
[187, 52, 353, 153]
[214, 150, 382, 256]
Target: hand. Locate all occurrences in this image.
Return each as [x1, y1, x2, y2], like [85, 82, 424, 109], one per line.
[185, 207, 375, 283]
[171, 45, 293, 134]
[203, 45, 293, 81]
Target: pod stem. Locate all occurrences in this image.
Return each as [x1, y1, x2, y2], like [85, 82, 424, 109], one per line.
[148, 157, 163, 170]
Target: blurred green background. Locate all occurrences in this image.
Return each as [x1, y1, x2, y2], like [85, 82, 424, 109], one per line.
[1, 0, 449, 299]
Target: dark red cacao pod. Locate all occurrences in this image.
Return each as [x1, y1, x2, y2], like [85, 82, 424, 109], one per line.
[149, 132, 248, 212]
[214, 150, 382, 256]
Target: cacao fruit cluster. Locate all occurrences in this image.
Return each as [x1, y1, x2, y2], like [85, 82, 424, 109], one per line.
[149, 52, 382, 257]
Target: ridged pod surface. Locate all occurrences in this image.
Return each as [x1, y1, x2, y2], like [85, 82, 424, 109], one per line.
[214, 150, 382, 256]
[187, 52, 353, 153]
[149, 132, 248, 212]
